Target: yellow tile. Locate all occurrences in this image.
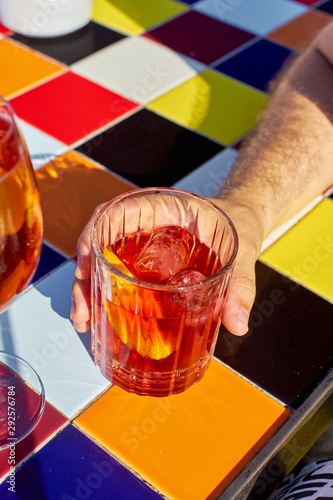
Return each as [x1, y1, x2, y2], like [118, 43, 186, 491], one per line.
[92, 0, 187, 35]
[35, 151, 135, 256]
[0, 39, 64, 99]
[75, 359, 289, 500]
[147, 69, 269, 145]
[261, 198, 333, 302]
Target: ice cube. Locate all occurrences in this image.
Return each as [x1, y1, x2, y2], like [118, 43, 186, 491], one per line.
[165, 269, 208, 315]
[133, 226, 197, 283]
[168, 269, 206, 286]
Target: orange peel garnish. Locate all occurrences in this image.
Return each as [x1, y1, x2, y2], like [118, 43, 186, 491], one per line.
[103, 247, 133, 277]
[102, 247, 177, 360]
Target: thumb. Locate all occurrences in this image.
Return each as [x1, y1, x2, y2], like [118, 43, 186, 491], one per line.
[221, 259, 256, 336]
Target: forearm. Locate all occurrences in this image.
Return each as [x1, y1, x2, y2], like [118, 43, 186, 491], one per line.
[219, 40, 333, 239]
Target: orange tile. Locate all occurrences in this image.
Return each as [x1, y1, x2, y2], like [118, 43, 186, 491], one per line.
[75, 360, 290, 500]
[0, 38, 64, 99]
[35, 151, 136, 256]
[267, 10, 333, 51]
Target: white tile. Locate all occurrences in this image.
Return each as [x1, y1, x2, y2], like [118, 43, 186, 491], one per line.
[0, 262, 110, 417]
[72, 36, 197, 104]
[18, 119, 68, 169]
[194, 0, 307, 36]
[172, 147, 238, 197]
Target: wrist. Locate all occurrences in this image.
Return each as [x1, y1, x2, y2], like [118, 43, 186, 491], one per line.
[209, 195, 266, 262]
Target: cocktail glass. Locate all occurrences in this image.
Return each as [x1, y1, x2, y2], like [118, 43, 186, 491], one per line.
[0, 96, 45, 449]
[0, 352, 45, 449]
[91, 187, 238, 396]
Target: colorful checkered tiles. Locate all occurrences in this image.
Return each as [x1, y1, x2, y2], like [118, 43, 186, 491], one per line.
[0, 1, 332, 499]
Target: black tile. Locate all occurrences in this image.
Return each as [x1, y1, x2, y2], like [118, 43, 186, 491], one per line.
[76, 109, 224, 187]
[11, 22, 125, 65]
[214, 261, 333, 409]
[214, 39, 294, 92]
[317, 0, 333, 15]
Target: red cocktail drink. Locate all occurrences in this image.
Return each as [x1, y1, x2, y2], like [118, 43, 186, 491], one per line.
[91, 188, 238, 396]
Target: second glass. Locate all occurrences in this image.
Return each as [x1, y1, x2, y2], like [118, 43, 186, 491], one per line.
[0, 96, 43, 312]
[91, 188, 238, 397]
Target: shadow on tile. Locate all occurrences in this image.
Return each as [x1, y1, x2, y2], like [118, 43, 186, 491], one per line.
[35, 151, 135, 256]
[11, 22, 125, 65]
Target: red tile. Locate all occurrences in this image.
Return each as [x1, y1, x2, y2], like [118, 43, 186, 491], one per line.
[0, 23, 12, 35]
[145, 11, 254, 65]
[0, 401, 67, 481]
[293, 0, 321, 4]
[10, 71, 139, 145]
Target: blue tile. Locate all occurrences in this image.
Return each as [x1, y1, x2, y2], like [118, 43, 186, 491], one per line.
[214, 39, 294, 92]
[0, 425, 162, 499]
[194, 0, 307, 36]
[32, 242, 67, 283]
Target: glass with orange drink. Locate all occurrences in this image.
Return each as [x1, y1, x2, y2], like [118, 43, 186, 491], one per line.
[0, 97, 43, 312]
[91, 188, 238, 396]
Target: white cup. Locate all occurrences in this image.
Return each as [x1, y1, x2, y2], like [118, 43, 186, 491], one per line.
[0, 0, 92, 37]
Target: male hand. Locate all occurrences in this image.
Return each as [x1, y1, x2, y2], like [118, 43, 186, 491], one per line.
[71, 197, 264, 336]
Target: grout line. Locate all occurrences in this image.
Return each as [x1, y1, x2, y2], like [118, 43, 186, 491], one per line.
[72, 148, 140, 188]
[209, 36, 261, 68]
[258, 258, 333, 306]
[213, 356, 291, 409]
[0, 421, 70, 486]
[72, 418, 170, 499]
[69, 104, 143, 150]
[93, 5, 190, 38]
[139, 6, 191, 34]
[69, 383, 113, 422]
[7, 36, 68, 69]
[6, 67, 68, 101]
[144, 104, 227, 147]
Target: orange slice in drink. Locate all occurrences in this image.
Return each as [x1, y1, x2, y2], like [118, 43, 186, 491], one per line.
[103, 248, 176, 360]
[0, 170, 25, 236]
[103, 248, 134, 277]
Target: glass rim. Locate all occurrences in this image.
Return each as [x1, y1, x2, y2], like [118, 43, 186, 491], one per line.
[0, 96, 20, 184]
[91, 187, 239, 291]
[0, 350, 45, 449]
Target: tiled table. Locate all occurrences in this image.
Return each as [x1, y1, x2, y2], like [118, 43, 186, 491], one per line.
[1, 1, 333, 499]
